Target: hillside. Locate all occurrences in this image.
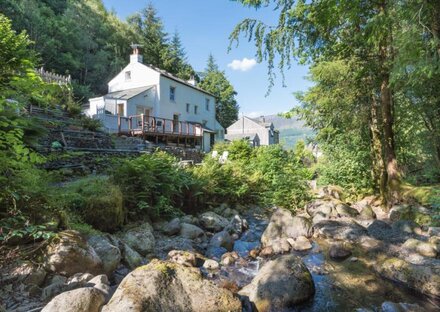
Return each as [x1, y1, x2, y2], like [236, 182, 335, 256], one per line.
[263, 114, 314, 149]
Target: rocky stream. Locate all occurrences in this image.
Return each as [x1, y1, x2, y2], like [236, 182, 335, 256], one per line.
[1, 188, 440, 312]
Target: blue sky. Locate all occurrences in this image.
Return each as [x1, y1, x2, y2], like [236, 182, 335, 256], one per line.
[102, 0, 312, 117]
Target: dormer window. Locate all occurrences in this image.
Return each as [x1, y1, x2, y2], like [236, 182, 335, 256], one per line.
[170, 86, 176, 101]
[125, 71, 131, 81]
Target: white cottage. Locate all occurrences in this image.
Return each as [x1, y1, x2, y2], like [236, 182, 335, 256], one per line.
[86, 46, 224, 152]
[226, 116, 279, 146]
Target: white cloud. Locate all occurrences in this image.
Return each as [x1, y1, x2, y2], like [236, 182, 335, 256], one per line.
[227, 58, 257, 72]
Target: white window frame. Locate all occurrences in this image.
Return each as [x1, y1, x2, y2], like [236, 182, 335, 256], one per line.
[170, 86, 176, 101]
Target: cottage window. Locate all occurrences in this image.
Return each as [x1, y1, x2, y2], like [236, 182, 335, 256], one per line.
[194, 105, 198, 115]
[125, 71, 131, 81]
[170, 86, 176, 101]
[186, 103, 190, 113]
[205, 98, 210, 111]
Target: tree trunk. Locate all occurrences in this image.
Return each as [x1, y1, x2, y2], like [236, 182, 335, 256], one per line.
[369, 93, 386, 203]
[380, 74, 400, 206]
[379, 1, 400, 207]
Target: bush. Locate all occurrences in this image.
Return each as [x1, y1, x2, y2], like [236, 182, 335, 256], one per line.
[57, 176, 124, 232]
[193, 143, 312, 211]
[112, 151, 201, 219]
[80, 116, 102, 132]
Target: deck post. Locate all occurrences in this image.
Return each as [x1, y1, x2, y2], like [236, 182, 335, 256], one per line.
[141, 114, 145, 136]
[163, 119, 166, 134]
[129, 117, 132, 132]
[118, 116, 121, 134]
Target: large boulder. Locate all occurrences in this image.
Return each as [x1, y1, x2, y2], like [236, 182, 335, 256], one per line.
[163, 218, 181, 236]
[334, 203, 359, 218]
[367, 220, 393, 241]
[376, 258, 440, 298]
[306, 199, 336, 217]
[401, 238, 437, 258]
[199, 211, 229, 232]
[44, 230, 103, 276]
[119, 223, 155, 256]
[314, 220, 367, 242]
[179, 223, 205, 240]
[290, 236, 313, 251]
[42, 287, 106, 312]
[87, 235, 121, 276]
[261, 208, 312, 247]
[209, 230, 234, 251]
[239, 254, 315, 311]
[102, 260, 242, 312]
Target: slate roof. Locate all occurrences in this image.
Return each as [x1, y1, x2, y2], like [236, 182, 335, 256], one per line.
[146, 64, 216, 97]
[105, 85, 154, 100]
[225, 132, 259, 141]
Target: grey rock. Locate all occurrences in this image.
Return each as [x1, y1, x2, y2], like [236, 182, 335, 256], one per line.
[44, 230, 103, 277]
[102, 260, 242, 312]
[179, 223, 205, 239]
[335, 203, 359, 217]
[314, 220, 367, 242]
[376, 257, 440, 298]
[209, 231, 234, 251]
[203, 259, 220, 270]
[167, 250, 197, 267]
[163, 218, 181, 236]
[238, 254, 314, 311]
[86, 274, 111, 302]
[119, 223, 155, 256]
[199, 211, 229, 232]
[401, 238, 437, 258]
[88, 235, 121, 276]
[261, 208, 312, 248]
[367, 220, 393, 241]
[290, 235, 313, 251]
[42, 287, 105, 312]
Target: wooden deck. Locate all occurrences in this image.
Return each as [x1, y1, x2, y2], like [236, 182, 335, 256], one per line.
[118, 114, 203, 147]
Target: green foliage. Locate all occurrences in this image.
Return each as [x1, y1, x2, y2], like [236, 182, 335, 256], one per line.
[56, 176, 124, 232]
[0, 214, 55, 244]
[127, 4, 195, 80]
[80, 116, 103, 132]
[193, 142, 311, 211]
[198, 55, 239, 128]
[112, 151, 199, 219]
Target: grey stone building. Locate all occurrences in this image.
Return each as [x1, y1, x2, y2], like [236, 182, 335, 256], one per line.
[225, 116, 279, 146]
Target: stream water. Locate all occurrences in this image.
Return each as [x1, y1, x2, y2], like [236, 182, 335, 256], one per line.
[208, 210, 439, 312]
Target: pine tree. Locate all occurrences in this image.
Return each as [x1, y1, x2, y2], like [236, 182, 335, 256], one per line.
[199, 55, 239, 128]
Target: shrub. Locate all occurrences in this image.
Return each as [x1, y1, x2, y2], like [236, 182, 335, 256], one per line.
[57, 176, 124, 232]
[193, 143, 311, 211]
[80, 116, 103, 132]
[112, 151, 201, 219]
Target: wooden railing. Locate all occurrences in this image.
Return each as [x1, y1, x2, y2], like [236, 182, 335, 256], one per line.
[118, 115, 203, 137]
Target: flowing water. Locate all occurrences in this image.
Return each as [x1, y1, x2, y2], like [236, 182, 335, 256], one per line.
[208, 209, 440, 312]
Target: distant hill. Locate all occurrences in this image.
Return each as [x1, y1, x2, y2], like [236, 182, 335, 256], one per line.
[263, 114, 314, 150]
